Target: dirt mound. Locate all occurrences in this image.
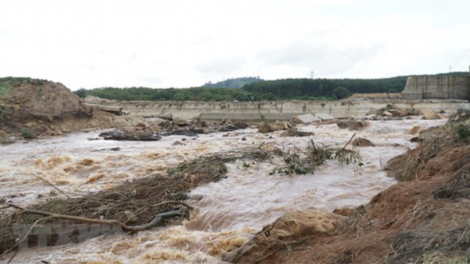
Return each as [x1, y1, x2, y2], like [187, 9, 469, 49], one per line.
[231, 120, 470, 264]
[0, 77, 90, 119]
[224, 209, 346, 263]
[0, 78, 153, 140]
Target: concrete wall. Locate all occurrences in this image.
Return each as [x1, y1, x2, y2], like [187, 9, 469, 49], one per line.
[402, 76, 470, 100]
[85, 99, 470, 122]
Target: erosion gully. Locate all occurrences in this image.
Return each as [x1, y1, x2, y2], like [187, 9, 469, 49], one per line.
[0, 119, 446, 263]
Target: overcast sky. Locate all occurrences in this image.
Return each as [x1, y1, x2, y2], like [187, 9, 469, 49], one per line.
[0, 0, 469, 90]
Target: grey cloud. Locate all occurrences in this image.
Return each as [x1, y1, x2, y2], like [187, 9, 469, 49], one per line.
[196, 57, 246, 75]
[257, 42, 384, 75]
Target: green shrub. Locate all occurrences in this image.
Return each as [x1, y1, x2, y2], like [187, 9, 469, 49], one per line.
[455, 123, 470, 142]
[21, 128, 36, 139]
[333, 87, 351, 100]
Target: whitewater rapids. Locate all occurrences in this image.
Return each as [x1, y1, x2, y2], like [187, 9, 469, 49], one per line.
[0, 119, 446, 263]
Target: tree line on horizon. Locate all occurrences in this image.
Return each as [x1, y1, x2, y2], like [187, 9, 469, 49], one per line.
[74, 72, 469, 101]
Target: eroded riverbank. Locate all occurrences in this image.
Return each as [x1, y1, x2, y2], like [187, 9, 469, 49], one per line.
[0, 118, 446, 263]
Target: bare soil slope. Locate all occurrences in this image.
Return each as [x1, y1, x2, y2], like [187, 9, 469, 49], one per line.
[0, 78, 137, 139]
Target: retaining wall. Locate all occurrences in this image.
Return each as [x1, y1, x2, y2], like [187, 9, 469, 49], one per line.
[85, 99, 470, 122]
[403, 76, 470, 100]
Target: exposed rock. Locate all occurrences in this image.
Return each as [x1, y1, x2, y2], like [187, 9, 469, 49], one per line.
[99, 130, 161, 141]
[258, 123, 274, 133]
[386, 109, 405, 117]
[352, 137, 375, 147]
[364, 114, 378, 120]
[315, 113, 335, 121]
[165, 129, 205, 137]
[407, 125, 422, 135]
[406, 108, 420, 116]
[135, 122, 149, 129]
[0, 130, 15, 144]
[337, 121, 365, 131]
[382, 111, 393, 117]
[173, 141, 184, 146]
[421, 109, 440, 120]
[218, 122, 250, 132]
[173, 118, 189, 126]
[291, 114, 320, 124]
[143, 117, 166, 127]
[273, 121, 292, 130]
[280, 128, 314, 137]
[92, 147, 121, 152]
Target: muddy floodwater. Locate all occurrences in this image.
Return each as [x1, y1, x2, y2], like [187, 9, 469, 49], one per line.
[0, 119, 446, 263]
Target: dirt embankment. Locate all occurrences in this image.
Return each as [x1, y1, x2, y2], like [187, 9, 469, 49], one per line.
[228, 113, 470, 264]
[0, 78, 141, 142]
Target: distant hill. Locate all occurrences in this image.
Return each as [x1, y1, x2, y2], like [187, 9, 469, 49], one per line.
[203, 77, 264, 88]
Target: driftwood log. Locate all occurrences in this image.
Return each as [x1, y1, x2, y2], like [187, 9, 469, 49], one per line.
[6, 204, 182, 232]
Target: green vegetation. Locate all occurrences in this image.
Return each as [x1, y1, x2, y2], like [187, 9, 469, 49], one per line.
[21, 128, 36, 139]
[203, 77, 263, 88]
[74, 88, 87, 98]
[0, 77, 47, 99]
[454, 122, 470, 142]
[80, 86, 286, 102]
[71, 71, 469, 102]
[243, 77, 407, 98]
[333, 87, 351, 99]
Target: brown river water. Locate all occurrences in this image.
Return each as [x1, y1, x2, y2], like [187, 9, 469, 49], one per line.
[0, 119, 446, 263]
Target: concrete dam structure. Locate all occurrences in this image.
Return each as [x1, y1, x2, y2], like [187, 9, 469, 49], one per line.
[402, 73, 470, 100]
[85, 69, 470, 122]
[85, 98, 470, 122]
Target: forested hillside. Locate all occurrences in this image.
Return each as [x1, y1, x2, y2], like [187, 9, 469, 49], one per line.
[75, 72, 468, 101]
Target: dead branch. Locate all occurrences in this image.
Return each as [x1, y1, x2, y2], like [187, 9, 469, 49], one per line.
[31, 173, 70, 199]
[4, 204, 181, 232]
[341, 133, 356, 150]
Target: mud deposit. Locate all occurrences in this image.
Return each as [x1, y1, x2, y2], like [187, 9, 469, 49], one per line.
[0, 119, 445, 263]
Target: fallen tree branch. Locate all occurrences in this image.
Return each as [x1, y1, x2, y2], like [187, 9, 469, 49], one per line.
[5, 204, 181, 232]
[31, 173, 70, 199]
[342, 133, 356, 151]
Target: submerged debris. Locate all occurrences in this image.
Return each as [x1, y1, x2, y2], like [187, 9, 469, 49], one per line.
[0, 156, 227, 254]
[271, 138, 361, 175]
